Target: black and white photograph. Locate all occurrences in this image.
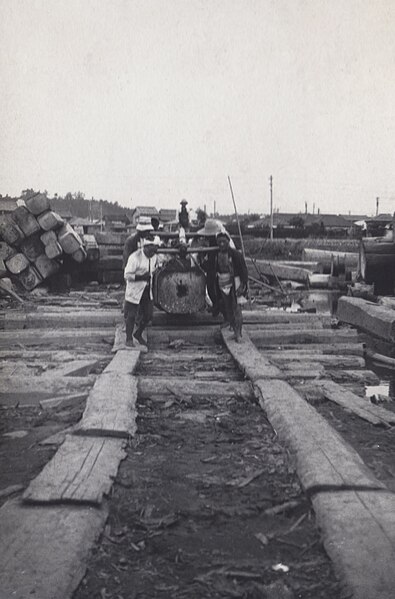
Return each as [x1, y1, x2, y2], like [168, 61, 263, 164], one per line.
[0, 1, 394, 598]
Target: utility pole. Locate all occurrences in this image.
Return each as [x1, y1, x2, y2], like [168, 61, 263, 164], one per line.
[376, 197, 379, 216]
[269, 175, 273, 240]
[213, 200, 216, 217]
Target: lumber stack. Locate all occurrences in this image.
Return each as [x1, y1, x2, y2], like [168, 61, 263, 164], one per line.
[0, 193, 87, 290]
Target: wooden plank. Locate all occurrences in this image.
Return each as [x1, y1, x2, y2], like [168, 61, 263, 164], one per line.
[221, 328, 282, 380]
[2, 309, 121, 330]
[23, 435, 126, 504]
[0, 328, 114, 348]
[151, 309, 333, 327]
[313, 380, 395, 426]
[249, 327, 359, 346]
[337, 296, 395, 342]
[75, 372, 138, 437]
[0, 375, 95, 396]
[103, 350, 140, 374]
[252, 378, 395, 599]
[260, 343, 366, 356]
[263, 352, 366, 369]
[328, 369, 379, 385]
[0, 498, 107, 599]
[148, 327, 220, 346]
[138, 376, 253, 399]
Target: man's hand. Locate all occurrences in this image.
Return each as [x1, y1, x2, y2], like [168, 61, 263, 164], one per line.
[135, 273, 150, 282]
[236, 284, 246, 297]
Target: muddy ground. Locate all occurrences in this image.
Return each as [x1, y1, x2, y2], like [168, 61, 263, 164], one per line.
[1, 291, 394, 599]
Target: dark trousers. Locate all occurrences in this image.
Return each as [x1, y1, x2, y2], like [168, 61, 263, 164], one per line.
[124, 286, 153, 342]
[219, 287, 243, 338]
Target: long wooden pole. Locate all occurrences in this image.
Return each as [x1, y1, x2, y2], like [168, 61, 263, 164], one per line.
[227, 175, 251, 309]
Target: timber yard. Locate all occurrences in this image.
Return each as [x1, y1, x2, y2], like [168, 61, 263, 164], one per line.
[1, 196, 395, 599]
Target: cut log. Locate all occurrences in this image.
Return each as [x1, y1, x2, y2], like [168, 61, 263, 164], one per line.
[263, 352, 365, 369]
[34, 254, 60, 279]
[0, 218, 24, 246]
[37, 210, 64, 231]
[308, 274, 331, 288]
[0, 241, 16, 261]
[24, 192, 50, 215]
[20, 234, 45, 262]
[359, 240, 395, 292]
[259, 343, 366, 356]
[40, 230, 58, 245]
[249, 327, 359, 347]
[152, 309, 333, 327]
[246, 257, 310, 283]
[5, 252, 30, 274]
[0, 375, 95, 397]
[1, 309, 121, 330]
[303, 248, 358, 269]
[18, 266, 43, 293]
[328, 369, 379, 385]
[337, 296, 395, 342]
[0, 258, 7, 278]
[11, 206, 40, 236]
[45, 240, 63, 259]
[23, 435, 126, 504]
[75, 372, 138, 437]
[313, 380, 395, 426]
[72, 246, 87, 263]
[0, 327, 114, 348]
[57, 223, 83, 254]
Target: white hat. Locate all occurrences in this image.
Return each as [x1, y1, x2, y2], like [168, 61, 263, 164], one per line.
[136, 223, 154, 232]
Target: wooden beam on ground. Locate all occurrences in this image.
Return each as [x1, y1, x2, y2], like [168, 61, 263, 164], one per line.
[23, 435, 126, 505]
[148, 327, 221, 347]
[103, 350, 140, 374]
[337, 296, 395, 342]
[151, 309, 333, 327]
[0, 328, 114, 348]
[249, 327, 359, 346]
[263, 352, 365, 369]
[0, 498, 108, 599]
[0, 310, 121, 330]
[225, 339, 395, 598]
[138, 376, 253, 399]
[246, 257, 311, 283]
[221, 329, 281, 380]
[328, 369, 379, 385]
[260, 343, 366, 356]
[75, 371, 138, 437]
[0, 375, 95, 399]
[253, 379, 395, 599]
[313, 380, 395, 426]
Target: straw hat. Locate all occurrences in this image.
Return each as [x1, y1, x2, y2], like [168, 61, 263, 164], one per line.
[136, 223, 154, 232]
[197, 219, 222, 236]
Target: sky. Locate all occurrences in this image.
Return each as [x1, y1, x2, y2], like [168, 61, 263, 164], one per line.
[1, 0, 395, 217]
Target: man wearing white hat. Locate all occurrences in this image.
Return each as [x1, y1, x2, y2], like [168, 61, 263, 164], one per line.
[123, 238, 160, 349]
[122, 222, 155, 269]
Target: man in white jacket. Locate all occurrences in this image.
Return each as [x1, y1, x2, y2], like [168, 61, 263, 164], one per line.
[124, 238, 160, 349]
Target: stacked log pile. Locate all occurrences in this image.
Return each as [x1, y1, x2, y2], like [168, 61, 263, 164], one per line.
[0, 193, 86, 291]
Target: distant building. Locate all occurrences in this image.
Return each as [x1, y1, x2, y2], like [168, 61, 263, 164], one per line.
[69, 217, 102, 235]
[159, 208, 177, 223]
[103, 213, 131, 234]
[130, 206, 159, 227]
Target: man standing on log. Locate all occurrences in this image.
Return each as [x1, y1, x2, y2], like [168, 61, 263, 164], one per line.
[123, 238, 160, 350]
[215, 231, 248, 342]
